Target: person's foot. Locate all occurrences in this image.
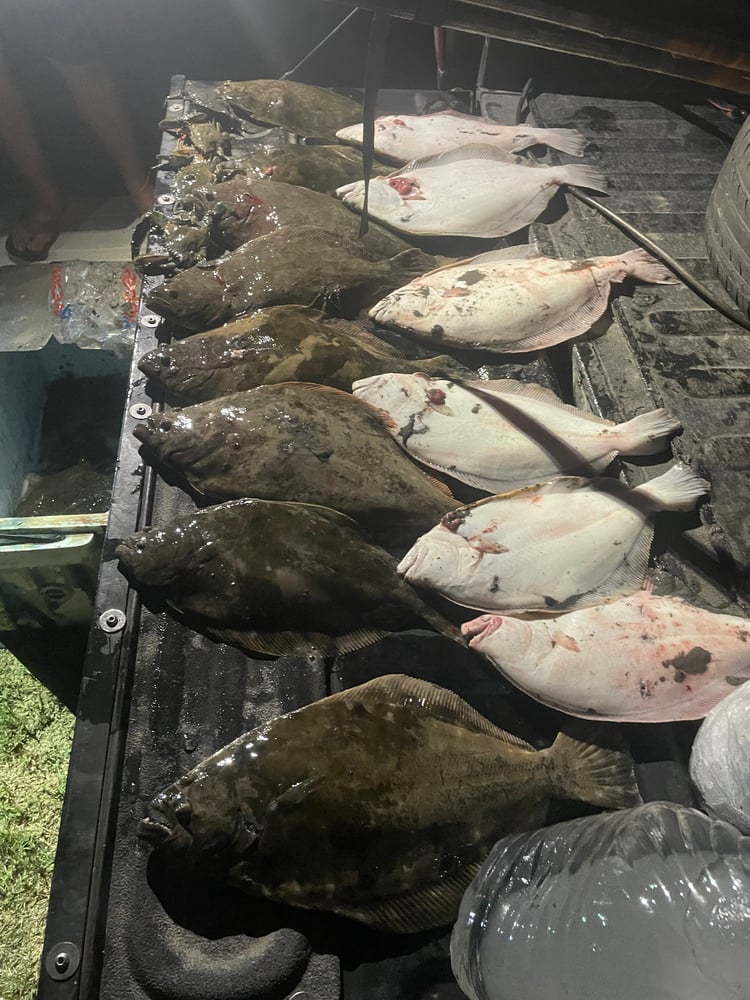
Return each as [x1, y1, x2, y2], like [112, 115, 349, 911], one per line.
[6, 208, 63, 263]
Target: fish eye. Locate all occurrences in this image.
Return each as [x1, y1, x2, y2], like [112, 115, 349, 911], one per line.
[175, 801, 192, 829]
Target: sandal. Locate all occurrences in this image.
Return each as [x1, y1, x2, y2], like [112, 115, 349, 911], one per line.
[5, 212, 63, 263]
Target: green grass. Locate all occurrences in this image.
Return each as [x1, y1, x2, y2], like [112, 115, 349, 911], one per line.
[0, 649, 75, 1000]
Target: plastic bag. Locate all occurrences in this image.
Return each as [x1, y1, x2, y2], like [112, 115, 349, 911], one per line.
[49, 261, 139, 356]
[690, 681, 750, 834]
[451, 802, 750, 1000]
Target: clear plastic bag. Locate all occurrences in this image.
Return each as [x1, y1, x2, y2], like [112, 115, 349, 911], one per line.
[690, 681, 750, 834]
[49, 261, 139, 356]
[451, 802, 750, 1000]
[0, 261, 139, 355]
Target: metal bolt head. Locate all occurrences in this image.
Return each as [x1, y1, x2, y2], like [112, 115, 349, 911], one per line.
[157, 193, 175, 207]
[45, 941, 80, 981]
[168, 101, 183, 113]
[129, 402, 153, 420]
[98, 608, 126, 633]
[141, 313, 161, 328]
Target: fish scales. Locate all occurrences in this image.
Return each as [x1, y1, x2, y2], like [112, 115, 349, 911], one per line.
[137, 306, 471, 403]
[132, 382, 456, 549]
[463, 591, 750, 723]
[139, 674, 640, 932]
[145, 225, 436, 332]
[227, 144, 392, 195]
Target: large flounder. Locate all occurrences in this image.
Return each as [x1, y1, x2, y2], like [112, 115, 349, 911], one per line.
[140, 674, 641, 932]
[133, 382, 456, 549]
[219, 79, 363, 141]
[138, 305, 470, 403]
[369, 245, 675, 353]
[201, 177, 416, 257]
[464, 591, 750, 723]
[353, 373, 681, 492]
[228, 143, 392, 195]
[337, 110, 588, 162]
[145, 226, 436, 332]
[116, 501, 461, 658]
[337, 144, 608, 239]
[397, 465, 709, 614]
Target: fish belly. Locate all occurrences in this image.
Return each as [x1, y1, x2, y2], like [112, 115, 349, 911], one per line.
[493, 596, 750, 721]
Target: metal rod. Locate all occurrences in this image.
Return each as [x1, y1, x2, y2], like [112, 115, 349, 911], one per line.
[280, 8, 361, 81]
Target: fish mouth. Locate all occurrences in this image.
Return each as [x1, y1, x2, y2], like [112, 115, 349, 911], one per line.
[138, 349, 176, 381]
[396, 542, 426, 581]
[138, 814, 175, 847]
[461, 614, 503, 645]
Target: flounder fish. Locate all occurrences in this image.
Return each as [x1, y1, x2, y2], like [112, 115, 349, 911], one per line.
[369, 245, 675, 352]
[690, 677, 750, 833]
[116, 502, 462, 657]
[219, 79, 362, 140]
[337, 144, 608, 238]
[137, 305, 471, 402]
[463, 590, 750, 722]
[337, 110, 588, 162]
[133, 382, 456, 548]
[226, 143, 391, 194]
[452, 803, 750, 1000]
[140, 673, 641, 932]
[353, 373, 681, 492]
[198, 177, 416, 257]
[397, 465, 709, 614]
[145, 226, 436, 331]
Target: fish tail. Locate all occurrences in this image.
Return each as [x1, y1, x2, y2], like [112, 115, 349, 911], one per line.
[633, 463, 710, 512]
[620, 248, 678, 284]
[419, 605, 467, 647]
[394, 247, 438, 282]
[537, 127, 589, 157]
[546, 733, 641, 809]
[557, 164, 609, 194]
[612, 407, 682, 456]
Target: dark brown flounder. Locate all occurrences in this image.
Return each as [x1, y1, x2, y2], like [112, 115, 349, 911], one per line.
[202, 177, 415, 257]
[226, 144, 390, 195]
[219, 79, 362, 140]
[137, 304, 472, 402]
[139, 674, 641, 932]
[116, 501, 461, 657]
[145, 225, 436, 332]
[132, 382, 455, 548]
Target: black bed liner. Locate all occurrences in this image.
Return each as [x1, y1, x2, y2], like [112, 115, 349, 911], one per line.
[37, 79, 746, 1000]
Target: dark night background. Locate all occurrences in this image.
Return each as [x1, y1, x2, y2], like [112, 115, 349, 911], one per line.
[0, 0, 725, 205]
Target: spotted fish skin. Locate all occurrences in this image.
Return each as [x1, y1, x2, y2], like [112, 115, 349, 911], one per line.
[139, 674, 640, 932]
[369, 246, 675, 353]
[463, 591, 750, 722]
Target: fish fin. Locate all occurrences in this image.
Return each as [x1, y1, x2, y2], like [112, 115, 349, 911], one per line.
[419, 469, 455, 498]
[563, 522, 654, 611]
[399, 143, 525, 172]
[462, 378, 615, 426]
[510, 127, 588, 157]
[557, 164, 609, 194]
[500, 286, 611, 351]
[632, 463, 710, 512]
[332, 862, 482, 933]
[323, 318, 406, 358]
[452, 245, 543, 266]
[544, 733, 642, 809]
[204, 625, 389, 658]
[392, 247, 440, 282]
[618, 249, 677, 284]
[326, 674, 535, 748]
[454, 477, 593, 513]
[610, 408, 682, 456]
